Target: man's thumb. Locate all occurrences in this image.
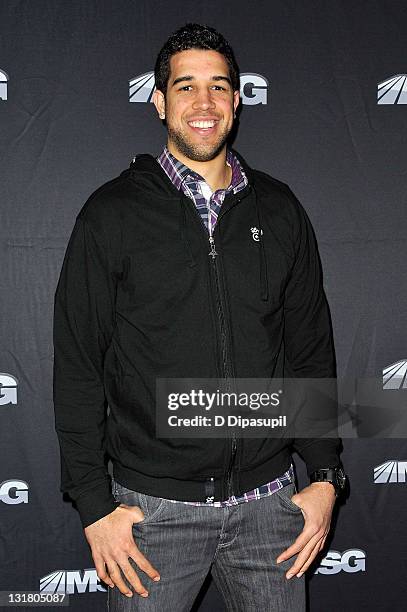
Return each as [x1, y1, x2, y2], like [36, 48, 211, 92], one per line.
[131, 504, 145, 523]
[117, 502, 145, 523]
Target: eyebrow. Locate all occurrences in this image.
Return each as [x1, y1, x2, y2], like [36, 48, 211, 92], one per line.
[171, 75, 232, 87]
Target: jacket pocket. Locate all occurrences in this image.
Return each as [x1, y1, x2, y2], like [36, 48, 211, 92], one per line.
[239, 438, 292, 472]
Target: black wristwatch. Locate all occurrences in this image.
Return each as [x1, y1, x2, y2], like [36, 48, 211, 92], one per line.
[309, 467, 347, 498]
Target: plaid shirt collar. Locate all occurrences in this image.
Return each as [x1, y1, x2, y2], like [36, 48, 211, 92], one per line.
[157, 146, 248, 195]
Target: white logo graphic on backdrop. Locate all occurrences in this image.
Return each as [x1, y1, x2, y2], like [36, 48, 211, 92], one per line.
[0, 373, 18, 405]
[377, 74, 407, 104]
[314, 549, 366, 575]
[40, 569, 106, 594]
[383, 360, 407, 389]
[129, 71, 156, 102]
[129, 72, 268, 105]
[251, 227, 263, 241]
[239, 73, 268, 105]
[374, 460, 407, 483]
[0, 68, 8, 101]
[0, 480, 28, 504]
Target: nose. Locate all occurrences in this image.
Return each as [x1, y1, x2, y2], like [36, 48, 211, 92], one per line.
[192, 87, 216, 111]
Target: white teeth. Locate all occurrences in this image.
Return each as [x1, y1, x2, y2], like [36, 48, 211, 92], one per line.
[189, 120, 216, 128]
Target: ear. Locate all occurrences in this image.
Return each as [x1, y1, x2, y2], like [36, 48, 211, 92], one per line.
[233, 90, 240, 116]
[152, 89, 166, 120]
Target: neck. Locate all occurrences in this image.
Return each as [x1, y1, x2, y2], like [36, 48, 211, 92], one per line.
[167, 143, 232, 192]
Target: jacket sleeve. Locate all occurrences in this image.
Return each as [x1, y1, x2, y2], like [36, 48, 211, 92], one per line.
[53, 208, 121, 528]
[283, 188, 342, 475]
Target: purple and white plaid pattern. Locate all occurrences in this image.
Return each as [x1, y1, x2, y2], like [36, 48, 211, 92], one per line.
[157, 146, 248, 235]
[156, 146, 293, 506]
[165, 464, 294, 507]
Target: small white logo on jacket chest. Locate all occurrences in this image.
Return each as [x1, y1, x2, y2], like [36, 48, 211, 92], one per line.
[251, 227, 263, 242]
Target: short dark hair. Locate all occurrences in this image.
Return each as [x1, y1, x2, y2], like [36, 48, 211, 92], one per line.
[154, 23, 240, 96]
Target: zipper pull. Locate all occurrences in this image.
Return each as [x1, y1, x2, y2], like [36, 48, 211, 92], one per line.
[205, 477, 215, 502]
[208, 236, 218, 259]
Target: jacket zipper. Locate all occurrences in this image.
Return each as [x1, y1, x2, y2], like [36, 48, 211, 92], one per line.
[209, 235, 237, 498]
[185, 197, 239, 500]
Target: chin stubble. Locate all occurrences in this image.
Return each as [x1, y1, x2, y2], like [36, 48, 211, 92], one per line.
[166, 122, 231, 162]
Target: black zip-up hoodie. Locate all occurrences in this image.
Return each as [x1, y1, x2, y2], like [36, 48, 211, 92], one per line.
[53, 150, 341, 529]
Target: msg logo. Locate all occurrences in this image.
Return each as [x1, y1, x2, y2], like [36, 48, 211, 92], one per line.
[129, 72, 268, 105]
[40, 569, 107, 594]
[315, 549, 366, 575]
[0, 480, 29, 504]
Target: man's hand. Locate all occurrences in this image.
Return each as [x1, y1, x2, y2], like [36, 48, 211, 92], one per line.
[84, 504, 161, 598]
[276, 482, 336, 579]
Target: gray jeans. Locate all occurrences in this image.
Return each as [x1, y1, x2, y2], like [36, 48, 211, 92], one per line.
[107, 479, 305, 612]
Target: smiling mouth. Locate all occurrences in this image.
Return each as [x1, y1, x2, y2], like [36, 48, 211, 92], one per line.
[187, 119, 219, 132]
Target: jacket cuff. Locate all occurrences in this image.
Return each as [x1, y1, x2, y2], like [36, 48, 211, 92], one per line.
[75, 485, 122, 529]
[292, 438, 342, 476]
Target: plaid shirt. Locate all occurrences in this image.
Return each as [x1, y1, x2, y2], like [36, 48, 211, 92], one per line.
[157, 146, 247, 235]
[156, 146, 293, 506]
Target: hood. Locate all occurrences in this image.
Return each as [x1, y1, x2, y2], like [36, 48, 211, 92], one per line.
[124, 148, 257, 191]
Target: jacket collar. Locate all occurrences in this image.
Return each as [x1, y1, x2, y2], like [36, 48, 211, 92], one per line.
[156, 146, 248, 196]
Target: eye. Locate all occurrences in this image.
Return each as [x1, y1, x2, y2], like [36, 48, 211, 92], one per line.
[179, 85, 193, 91]
[212, 85, 226, 91]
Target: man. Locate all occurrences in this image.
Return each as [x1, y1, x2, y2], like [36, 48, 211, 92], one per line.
[53, 23, 346, 611]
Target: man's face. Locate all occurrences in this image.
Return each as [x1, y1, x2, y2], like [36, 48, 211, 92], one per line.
[153, 49, 240, 162]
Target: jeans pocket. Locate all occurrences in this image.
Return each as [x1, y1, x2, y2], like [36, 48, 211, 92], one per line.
[274, 482, 303, 513]
[112, 479, 167, 524]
